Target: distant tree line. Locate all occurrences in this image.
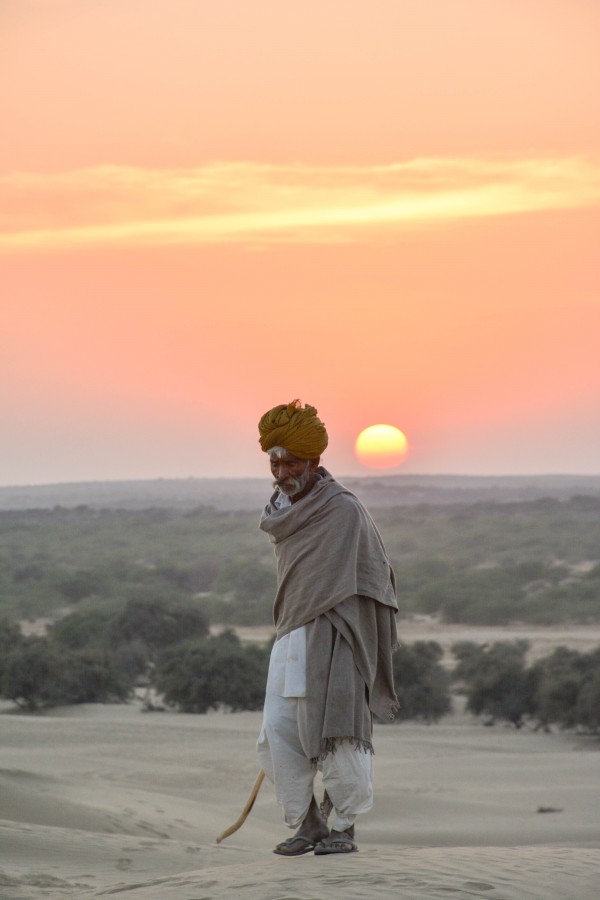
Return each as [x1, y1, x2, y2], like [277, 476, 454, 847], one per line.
[2, 498, 600, 627]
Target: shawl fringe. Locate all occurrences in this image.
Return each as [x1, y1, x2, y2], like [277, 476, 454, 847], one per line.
[310, 736, 374, 765]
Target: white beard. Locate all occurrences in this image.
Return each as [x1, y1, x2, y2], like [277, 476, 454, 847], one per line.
[274, 463, 312, 497]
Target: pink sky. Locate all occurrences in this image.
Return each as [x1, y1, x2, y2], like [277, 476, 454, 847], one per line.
[2, 0, 599, 485]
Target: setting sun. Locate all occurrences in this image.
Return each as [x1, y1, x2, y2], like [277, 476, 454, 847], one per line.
[355, 425, 409, 470]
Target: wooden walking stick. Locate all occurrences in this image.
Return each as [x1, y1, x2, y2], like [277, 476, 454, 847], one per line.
[215, 769, 266, 844]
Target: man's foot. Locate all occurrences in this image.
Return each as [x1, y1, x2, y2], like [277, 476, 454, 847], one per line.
[314, 826, 357, 855]
[273, 835, 318, 856]
[273, 795, 329, 856]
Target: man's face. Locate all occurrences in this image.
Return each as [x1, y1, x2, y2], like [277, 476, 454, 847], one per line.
[270, 451, 315, 497]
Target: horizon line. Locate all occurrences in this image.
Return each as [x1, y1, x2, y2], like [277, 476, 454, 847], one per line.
[2, 471, 600, 491]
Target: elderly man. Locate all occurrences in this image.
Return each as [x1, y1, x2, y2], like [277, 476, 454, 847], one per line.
[256, 400, 398, 856]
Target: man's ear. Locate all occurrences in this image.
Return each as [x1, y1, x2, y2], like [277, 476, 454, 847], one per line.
[310, 457, 320, 471]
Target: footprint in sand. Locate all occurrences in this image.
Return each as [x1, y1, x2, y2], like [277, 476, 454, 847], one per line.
[116, 858, 133, 871]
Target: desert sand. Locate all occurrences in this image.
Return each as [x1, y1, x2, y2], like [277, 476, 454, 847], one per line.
[1, 690, 599, 900]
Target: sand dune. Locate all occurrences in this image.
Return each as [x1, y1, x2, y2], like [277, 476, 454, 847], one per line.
[1, 702, 599, 899]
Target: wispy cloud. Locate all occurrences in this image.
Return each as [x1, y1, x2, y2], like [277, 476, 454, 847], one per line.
[1, 157, 599, 252]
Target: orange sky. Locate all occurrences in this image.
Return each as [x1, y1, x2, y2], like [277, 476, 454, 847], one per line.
[2, 0, 599, 484]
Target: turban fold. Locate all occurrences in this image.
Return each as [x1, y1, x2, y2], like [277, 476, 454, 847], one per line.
[258, 399, 328, 459]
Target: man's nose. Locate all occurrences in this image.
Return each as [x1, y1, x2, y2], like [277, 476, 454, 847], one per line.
[274, 463, 291, 479]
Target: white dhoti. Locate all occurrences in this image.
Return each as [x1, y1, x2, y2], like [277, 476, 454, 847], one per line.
[257, 627, 373, 833]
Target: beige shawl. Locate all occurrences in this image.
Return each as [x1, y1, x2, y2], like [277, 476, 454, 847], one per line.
[260, 469, 399, 761]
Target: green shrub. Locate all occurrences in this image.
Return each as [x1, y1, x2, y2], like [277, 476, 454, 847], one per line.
[2, 637, 130, 710]
[530, 647, 600, 730]
[452, 641, 600, 732]
[452, 640, 534, 727]
[154, 631, 269, 713]
[576, 669, 600, 731]
[107, 593, 210, 653]
[0, 617, 23, 685]
[392, 641, 451, 722]
[51, 604, 118, 649]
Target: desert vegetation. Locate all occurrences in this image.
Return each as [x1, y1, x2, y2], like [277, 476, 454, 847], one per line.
[2, 496, 600, 626]
[452, 640, 600, 731]
[3, 607, 599, 732]
[0, 491, 599, 726]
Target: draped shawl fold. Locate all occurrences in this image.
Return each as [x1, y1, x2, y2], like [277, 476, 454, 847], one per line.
[260, 468, 399, 761]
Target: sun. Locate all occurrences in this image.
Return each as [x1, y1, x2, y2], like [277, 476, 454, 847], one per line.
[355, 424, 409, 469]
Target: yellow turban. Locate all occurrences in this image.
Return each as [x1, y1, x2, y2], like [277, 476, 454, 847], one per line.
[258, 399, 328, 459]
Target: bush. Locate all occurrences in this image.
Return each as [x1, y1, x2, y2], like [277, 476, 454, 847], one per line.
[452, 640, 534, 727]
[1, 596, 214, 710]
[530, 647, 600, 730]
[107, 593, 210, 654]
[451, 640, 487, 686]
[0, 617, 23, 685]
[55, 569, 107, 603]
[2, 637, 130, 710]
[51, 595, 210, 679]
[576, 669, 600, 731]
[55, 648, 132, 704]
[154, 631, 269, 713]
[392, 641, 451, 722]
[51, 604, 117, 650]
[2, 638, 61, 710]
[451, 641, 600, 732]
